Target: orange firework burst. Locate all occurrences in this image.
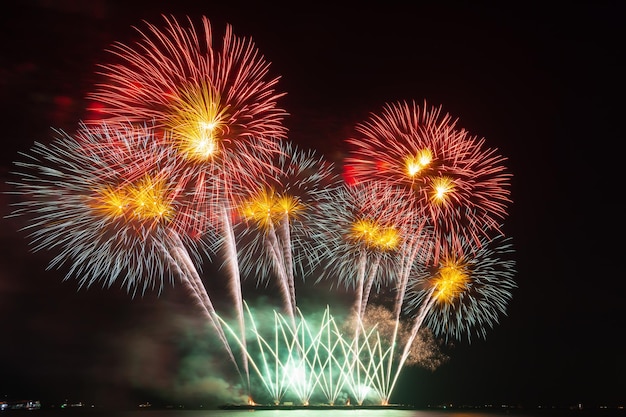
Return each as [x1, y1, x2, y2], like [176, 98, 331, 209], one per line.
[239, 187, 305, 231]
[431, 257, 471, 305]
[91, 174, 175, 228]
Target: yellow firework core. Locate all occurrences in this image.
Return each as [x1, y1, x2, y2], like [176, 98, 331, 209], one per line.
[349, 218, 400, 251]
[240, 188, 275, 229]
[429, 176, 455, 205]
[167, 81, 230, 162]
[275, 194, 303, 216]
[405, 148, 433, 178]
[128, 175, 174, 221]
[374, 226, 401, 251]
[91, 175, 174, 224]
[350, 218, 379, 242]
[432, 258, 469, 304]
[239, 188, 303, 230]
[92, 185, 128, 218]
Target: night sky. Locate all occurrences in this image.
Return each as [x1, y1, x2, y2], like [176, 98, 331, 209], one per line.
[1, 0, 624, 410]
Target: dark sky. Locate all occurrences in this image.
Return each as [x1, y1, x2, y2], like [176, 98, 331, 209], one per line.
[1, 0, 624, 411]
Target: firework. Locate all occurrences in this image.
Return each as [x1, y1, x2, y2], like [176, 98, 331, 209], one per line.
[370, 231, 516, 402]
[6, 122, 246, 370]
[403, 230, 517, 343]
[216, 302, 447, 407]
[218, 303, 392, 406]
[313, 182, 434, 406]
[315, 180, 432, 321]
[233, 139, 342, 320]
[345, 100, 512, 261]
[86, 14, 287, 143]
[8, 123, 196, 292]
[85, 15, 291, 392]
[86, 14, 288, 233]
[7, 13, 519, 407]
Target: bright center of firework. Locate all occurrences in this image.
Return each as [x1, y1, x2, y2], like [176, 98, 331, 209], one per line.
[129, 176, 174, 220]
[91, 175, 174, 224]
[240, 188, 303, 229]
[405, 149, 433, 177]
[168, 82, 230, 162]
[432, 258, 469, 304]
[94, 185, 128, 217]
[429, 176, 455, 205]
[191, 123, 218, 158]
[374, 226, 400, 250]
[350, 219, 400, 251]
[276, 195, 302, 216]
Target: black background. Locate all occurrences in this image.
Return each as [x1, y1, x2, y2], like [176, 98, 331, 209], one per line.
[1, 0, 623, 410]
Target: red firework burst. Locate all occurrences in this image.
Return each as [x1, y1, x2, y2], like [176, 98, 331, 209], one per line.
[86, 14, 287, 142]
[344, 100, 512, 261]
[85, 14, 289, 232]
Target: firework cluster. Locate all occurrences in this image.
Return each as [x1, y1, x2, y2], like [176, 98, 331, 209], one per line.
[7, 14, 516, 406]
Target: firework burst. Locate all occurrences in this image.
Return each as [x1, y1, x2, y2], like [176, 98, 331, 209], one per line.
[403, 230, 517, 343]
[315, 180, 431, 321]
[5, 122, 248, 372]
[345, 100, 512, 261]
[84, 15, 292, 393]
[87, 14, 287, 142]
[7, 123, 209, 293]
[371, 231, 515, 403]
[86, 14, 288, 233]
[233, 139, 342, 320]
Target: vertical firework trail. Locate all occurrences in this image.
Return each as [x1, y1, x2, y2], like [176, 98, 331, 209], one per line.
[219, 203, 249, 388]
[386, 286, 436, 401]
[381, 220, 432, 405]
[166, 230, 239, 371]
